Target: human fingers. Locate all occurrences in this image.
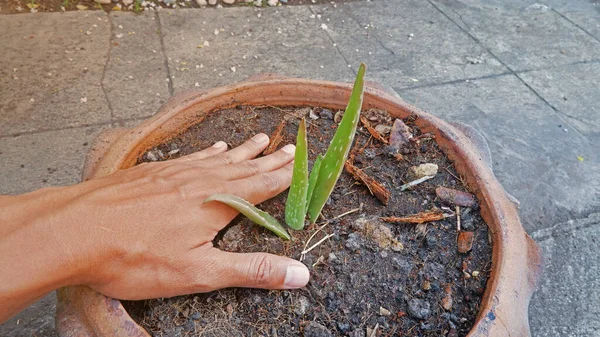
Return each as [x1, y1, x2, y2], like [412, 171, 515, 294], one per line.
[175, 141, 228, 162]
[216, 144, 295, 180]
[225, 161, 293, 204]
[199, 133, 270, 167]
[199, 249, 309, 290]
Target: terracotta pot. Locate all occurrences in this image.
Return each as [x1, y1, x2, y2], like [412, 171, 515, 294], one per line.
[55, 74, 542, 337]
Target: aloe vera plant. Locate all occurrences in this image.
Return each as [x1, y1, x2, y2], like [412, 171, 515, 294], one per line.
[307, 63, 366, 222]
[305, 154, 323, 209]
[204, 63, 366, 239]
[204, 194, 291, 240]
[285, 119, 309, 230]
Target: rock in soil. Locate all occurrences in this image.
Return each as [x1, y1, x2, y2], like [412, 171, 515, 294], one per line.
[304, 321, 333, 337]
[410, 163, 438, 178]
[407, 298, 431, 320]
[389, 118, 413, 150]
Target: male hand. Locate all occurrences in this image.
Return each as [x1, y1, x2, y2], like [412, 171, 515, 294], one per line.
[79, 133, 309, 299]
[0, 133, 309, 322]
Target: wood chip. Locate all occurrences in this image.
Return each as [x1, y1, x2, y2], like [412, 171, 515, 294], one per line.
[360, 115, 388, 144]
[262, 119, 286, 155]
[344, 160, 390, 205]
[436, 186, 476, 207]
[457, 231, 474, 253]
[441, 284, 453, 311]
[381, 209, 447, 224]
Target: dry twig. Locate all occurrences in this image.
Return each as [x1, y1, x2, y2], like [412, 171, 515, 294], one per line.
[381, 209, 452, 224]
[262, 119, 286, 155]
[344, 161, 390, 205]
[360, 115, 388, 144]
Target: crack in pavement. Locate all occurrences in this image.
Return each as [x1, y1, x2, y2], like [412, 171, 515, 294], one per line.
[155, 11, 174, 96]
[530, 212, 600, 242]
[101, 13, 116, 119]
[426, 0, 588, 140]
[308, 6, 356, 77]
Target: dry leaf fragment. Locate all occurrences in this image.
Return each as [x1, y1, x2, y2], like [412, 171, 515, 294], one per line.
[381, 209, 447, 224]
[76, 4, 88, 9]
[344, 160, 390, 205]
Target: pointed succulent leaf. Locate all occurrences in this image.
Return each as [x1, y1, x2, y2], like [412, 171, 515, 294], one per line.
[307, 63, 366, 222]
[204, 194, 291, 240]
[306, 154, 323, 209]
[285, 119, 309, 230]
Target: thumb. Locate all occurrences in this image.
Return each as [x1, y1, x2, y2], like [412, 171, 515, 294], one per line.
[208, 249, 310, 290]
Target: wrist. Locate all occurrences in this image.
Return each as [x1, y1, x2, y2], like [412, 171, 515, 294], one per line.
[0, 184, 97, 321]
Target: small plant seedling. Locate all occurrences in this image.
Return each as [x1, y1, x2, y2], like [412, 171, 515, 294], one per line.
[203, 194, 291, 240]
[204, 63, 366, 239]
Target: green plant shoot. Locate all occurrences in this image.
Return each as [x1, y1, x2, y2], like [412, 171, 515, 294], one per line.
[307, 63, 366, 222]
[204, 194, 291, 240]
[285, 119, 309, 230]
[305, 154, 323, 209]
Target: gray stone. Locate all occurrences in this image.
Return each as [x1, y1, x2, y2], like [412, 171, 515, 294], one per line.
[157, 6, 354, 92]
[310, 0, 507, 89]
[294, 296, 310, 316]
[529, 215, 600, 336]
[398, 74, 600, 233]
[407, 298, 431, 320]
[518, 62, 600, 138]
[0, 12, 112, 136]
[104, 12, 171, 120]
[430, 0, 600, 71]
[303, 321, 332, 337]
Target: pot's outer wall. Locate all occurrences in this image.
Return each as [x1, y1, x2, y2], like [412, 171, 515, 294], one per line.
[56, 74, 542, 337]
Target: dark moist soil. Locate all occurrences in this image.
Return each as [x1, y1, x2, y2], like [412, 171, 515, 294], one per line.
[123, 106, 492, 337]
[0, 0, 355, 14]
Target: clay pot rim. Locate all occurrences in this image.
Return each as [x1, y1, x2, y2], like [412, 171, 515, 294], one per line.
[59, 75, 542, 337]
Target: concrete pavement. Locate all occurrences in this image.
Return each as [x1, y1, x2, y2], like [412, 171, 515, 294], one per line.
[1, 0, 599, 336]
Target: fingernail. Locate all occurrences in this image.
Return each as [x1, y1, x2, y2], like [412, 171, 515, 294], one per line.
[212, 141, 227, 148]
[251, 133, 269, 144]
[282, 144, 296, 154]
[284, 264, 310, 288]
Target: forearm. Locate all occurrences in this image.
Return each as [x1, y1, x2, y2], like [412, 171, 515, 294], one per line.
[0, 186, 92, 323]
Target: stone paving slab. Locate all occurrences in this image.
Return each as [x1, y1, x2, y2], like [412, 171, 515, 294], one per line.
[0, 126, 105, 195]
[518, 61, 600, 139]
[541, 0, 600, 40]
[529, 213, 600, 337]
[311, 0, 508, 89]
[397, 74, 600, 233]
[158, 7, 354, 92]
[104, 12, 172, 120]
[430, 0, 600, 71]
[0, 11, 112, 136]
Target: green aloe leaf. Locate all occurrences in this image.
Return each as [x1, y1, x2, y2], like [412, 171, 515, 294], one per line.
[307, 63, 366, 223]
[306, 154, 323, 209]
[204, 194, 291, 240]
[285, 118, 309, 230]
